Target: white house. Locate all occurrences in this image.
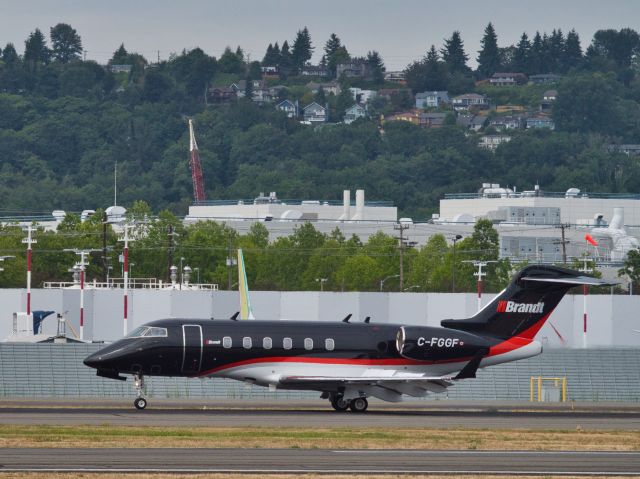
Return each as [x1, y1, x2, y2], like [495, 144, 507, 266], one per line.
[344, 104, 367, 124]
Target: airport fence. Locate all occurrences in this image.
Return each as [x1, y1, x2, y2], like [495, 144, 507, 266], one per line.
[0, 343, 638, 402]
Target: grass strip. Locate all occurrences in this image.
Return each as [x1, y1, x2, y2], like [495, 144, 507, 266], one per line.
[0, 424, 637, 450]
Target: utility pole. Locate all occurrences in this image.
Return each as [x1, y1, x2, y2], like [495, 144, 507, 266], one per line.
[22, 226, 37, 316]
[463, 260, 497, 311]
[167, 225, 177, 282]
[394, 222, 411, 291]
[118, 225, 135, 336]
[554, 223, 570, 264]
[579, 256, 593, 349]
[226, 240, 237, 290]
[64, 249, 99, 341]
[102, 211, 108, 282]
[451, 234, 463, 293]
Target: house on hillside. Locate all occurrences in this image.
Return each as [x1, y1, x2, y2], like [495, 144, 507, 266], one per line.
[344, 104, 367, 124]
[302, 102, 328, 124]
[261, 65, 279, 77]
[383, 110, 421, 125]
[276, 99, 298, 118]
[208, 87, 237, 104]
[457, 114, 486, 132]
[540, 89, 558, 113]
[110, 64, 132, 74]
[384, 71, 406, 84]
[526, 115, 555, 130]
[452, 93, 490, 111]
[419, 112, 447, 128]
[479, 135, 511, 151]
[530, 73, 562, 84]
[489, 115, 524, 131]
[415, 91, 449, 109]
[300, 64, 328, 77]
[306, 81, 341, 96]
[349, 87, 377, 104]
[606, 144, 640, 156]
[336, 59, 372, 80]
[489, 72, 528, 86]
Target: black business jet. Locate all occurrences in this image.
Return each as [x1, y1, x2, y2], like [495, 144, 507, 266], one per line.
[84, 265, 607, 411]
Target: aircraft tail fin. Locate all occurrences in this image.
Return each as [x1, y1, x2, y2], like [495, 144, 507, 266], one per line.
[238, 249, 255, 320]
[441, 265, 611, 340]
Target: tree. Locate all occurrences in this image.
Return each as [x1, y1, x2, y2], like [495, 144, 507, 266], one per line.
[530, 31, 544, 73]
[50, 23, 83, 63]
[513, 32, 531, 74]
[563, 29, 583, 72]
[589, 28, 640, 69]
[291, 27, 313, 72]
[110, 44, 129, 64]
[619, 248, 640, 294]
[279, 41, 293, 78]
[24, 29, 50, 64]
[441, 31, 469, 73]
[262, 43, 274, 65]
[366, 50, 385, 84]
[218, 46, 244, 74]
[324, 33, 346, 77]
[477, 22, 501, 78]
[2, 43, 19, 64]
[547, 29, 565, 73]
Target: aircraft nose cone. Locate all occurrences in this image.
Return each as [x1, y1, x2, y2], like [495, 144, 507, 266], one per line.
[83, 352, 104, 369]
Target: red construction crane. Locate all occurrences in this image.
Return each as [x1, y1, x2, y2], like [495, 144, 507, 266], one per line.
[188, 119, 206, 202]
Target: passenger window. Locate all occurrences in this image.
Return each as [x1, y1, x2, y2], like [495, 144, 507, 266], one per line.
[283, 337, 292, 350]
[263, 337, 272, 349]
[325, 338, 335, 351]
[304, 338, 313, 350]
[243, 337, 252, 349]
[223, 336, 232, 349]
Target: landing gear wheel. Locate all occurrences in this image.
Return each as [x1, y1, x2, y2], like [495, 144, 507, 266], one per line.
[134, 397, 147, 410]
[133, 373, 147, 410]
[350, 397, 368, 413]
[330, 395, 350, 412]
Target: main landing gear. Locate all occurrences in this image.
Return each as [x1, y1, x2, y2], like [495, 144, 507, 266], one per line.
[133, 373, 147, 410]
[329, 394, 368, 413]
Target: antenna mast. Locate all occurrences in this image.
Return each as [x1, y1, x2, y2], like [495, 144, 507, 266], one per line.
[188, 119, 206, 203]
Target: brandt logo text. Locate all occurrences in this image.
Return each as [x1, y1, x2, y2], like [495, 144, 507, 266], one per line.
[496, 300, 544, 313]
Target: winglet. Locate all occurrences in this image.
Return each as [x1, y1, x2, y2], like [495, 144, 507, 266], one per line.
[364, 316, 371, 323]
[453, 349, 487, 380]
[230, 311, 240, 321]
[342, 313, 352, 323]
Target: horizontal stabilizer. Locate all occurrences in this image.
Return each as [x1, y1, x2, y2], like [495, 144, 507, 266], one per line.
[521, 275, 617, 286]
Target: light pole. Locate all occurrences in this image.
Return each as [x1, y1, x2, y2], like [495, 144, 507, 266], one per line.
[463, 260, 497, 311]
[22, 226, 37, 315]
[179, 257, 185, 290]
[579, 256, 593, 349]
[64, 248, 99, 341]
[380, 274, 400, 292]
[315, 278, 328, 292]
[451, 234, 463, 293]
[404, 285, 419, 292]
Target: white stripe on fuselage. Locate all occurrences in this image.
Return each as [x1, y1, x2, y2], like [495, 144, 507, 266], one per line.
[205, 340, 542, 392]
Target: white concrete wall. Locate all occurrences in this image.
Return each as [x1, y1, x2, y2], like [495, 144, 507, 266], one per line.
[1, 288, 639, 348]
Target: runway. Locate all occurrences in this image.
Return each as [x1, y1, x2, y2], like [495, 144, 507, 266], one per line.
[1, 400, 640, 429]
[1, 448, 640, 475]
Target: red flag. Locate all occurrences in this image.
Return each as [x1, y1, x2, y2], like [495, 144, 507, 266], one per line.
[585, 234, 598, 246]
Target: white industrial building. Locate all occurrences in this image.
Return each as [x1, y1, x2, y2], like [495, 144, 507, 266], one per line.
[186, 190, 397, 223]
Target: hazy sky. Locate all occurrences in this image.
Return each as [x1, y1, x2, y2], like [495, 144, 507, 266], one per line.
[2, 0, 639, 70]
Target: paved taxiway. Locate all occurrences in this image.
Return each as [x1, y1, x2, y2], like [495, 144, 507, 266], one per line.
[1, 400, 640, 429]
[1, 448, 640, 475]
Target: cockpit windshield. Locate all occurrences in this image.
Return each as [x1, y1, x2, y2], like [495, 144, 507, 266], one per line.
[126, 326, 168, 338]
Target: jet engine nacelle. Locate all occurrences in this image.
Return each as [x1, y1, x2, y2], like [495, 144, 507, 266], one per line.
[396, 326, 490, 361]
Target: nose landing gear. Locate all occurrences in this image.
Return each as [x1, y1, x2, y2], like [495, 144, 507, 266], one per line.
[133, 374, 147, 410]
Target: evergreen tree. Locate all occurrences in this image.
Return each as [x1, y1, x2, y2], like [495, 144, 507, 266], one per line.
[530, 31, 544, 73]
[244, 76, 254, 100]
[563, 29, 583, 72]
[426, 44, 439, 63]
[24, 29, 50, 64]
[291, 27, 313, 72]
[50, 23, 83, 63]
[1, 43, 19, 64]
[477, 22, 501, 78]
[513, 32, 531, 74]
[441, 31, 469, 73]
[324, 33, 344, 77]
[110, 43, 128, 64]
[315, 86, 326, 105]
[262, 43, 274, 65]
[547, 29, 565, 72]
[279, 41, 293, 78]
[366, 50, 385, 84]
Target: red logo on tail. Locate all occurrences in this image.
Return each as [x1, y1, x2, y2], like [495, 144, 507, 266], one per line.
[496, 300, 507, 313]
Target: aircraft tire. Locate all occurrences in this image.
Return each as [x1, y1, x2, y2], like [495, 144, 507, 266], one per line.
[134, 397, 147, 410]
[330, 396, 350, 412]
[349, 397, 368, 413]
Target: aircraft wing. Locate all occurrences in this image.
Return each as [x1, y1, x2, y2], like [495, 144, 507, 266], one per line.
[279, 375, 454, 396]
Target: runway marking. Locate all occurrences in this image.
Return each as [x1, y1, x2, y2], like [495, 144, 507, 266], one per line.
[332, 449, 640, 456]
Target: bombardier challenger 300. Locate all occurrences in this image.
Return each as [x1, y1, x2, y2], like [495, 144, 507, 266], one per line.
[84, 265, 607, 412]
